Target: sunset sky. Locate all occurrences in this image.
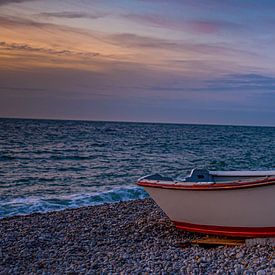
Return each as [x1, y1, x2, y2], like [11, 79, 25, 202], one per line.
[1, 0, 275, 126]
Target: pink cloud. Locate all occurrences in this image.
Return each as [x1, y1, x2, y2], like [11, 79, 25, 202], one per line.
[123, 13, 239, 34]
[186, 21, 220, 34]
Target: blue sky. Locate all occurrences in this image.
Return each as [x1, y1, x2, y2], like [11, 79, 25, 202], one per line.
[0, 0, 275, 126]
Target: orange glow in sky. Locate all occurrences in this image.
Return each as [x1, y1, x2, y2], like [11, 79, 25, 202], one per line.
[0, 0, 275, 125]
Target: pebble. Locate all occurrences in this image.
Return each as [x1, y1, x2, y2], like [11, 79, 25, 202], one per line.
[0, 198, 274, 274]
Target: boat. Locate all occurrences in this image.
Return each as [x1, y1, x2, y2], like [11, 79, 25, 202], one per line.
[137, 168, 275, 237]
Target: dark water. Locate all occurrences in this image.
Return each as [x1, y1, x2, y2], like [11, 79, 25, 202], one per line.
[0, 118, 274, 218]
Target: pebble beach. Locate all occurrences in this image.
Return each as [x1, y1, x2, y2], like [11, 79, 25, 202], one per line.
[1, 198, 274, 274]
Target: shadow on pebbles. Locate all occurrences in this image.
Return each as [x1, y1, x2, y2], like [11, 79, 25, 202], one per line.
[0, 198, 274, 274]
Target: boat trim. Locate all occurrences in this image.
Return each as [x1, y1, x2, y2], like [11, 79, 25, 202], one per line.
[137, 177, 275, 190]
[210, 170, 275, 177]
[173, 220, 275, 237]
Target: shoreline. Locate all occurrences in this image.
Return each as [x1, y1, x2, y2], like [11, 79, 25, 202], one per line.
[1, 199, 274, 274]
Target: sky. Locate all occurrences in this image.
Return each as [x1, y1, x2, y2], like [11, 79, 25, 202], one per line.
[0, 0, 275, 126]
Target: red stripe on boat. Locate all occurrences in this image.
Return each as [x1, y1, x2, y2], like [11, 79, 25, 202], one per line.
[173, 221, 275, 237]
[137, 177, 275, 190]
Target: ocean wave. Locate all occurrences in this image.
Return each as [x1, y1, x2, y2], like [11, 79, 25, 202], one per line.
[0, 186, 148, 219]
[0, 155, 15, 161]
[50, 155, 91, 161]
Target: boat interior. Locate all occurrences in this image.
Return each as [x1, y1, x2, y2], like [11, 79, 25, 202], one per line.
[140, 169, 275, 184]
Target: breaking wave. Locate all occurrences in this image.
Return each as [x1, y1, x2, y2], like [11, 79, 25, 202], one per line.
[0, 186, 148, 219]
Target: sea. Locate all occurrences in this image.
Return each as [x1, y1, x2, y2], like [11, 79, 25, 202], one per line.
[0, 118, 274, 218]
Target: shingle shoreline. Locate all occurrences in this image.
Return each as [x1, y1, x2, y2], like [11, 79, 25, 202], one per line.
[0, 199, 274, 274]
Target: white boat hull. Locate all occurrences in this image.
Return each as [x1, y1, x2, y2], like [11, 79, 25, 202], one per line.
[138, 172, 275, 237]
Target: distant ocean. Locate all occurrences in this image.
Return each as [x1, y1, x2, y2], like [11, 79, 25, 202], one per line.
[0, 118, 274, 218]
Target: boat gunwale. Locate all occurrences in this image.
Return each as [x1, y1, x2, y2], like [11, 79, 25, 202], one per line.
[137, 177, 275, 190]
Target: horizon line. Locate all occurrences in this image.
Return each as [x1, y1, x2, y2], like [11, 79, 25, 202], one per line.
[0, 116, 274, 128]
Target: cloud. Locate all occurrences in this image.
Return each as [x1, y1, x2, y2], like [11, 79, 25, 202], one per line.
[110, 33, 179, 49]
[0, 86, 45, 91]
[0, 15, 110, 51]
[0, 0, 35, 6]
[131, 73, 275, 99]
[135, 0, 275, 11]
[0, 41, 100, 58]
[222, 73, 275, 83]
[109, 33, 253, 58]
[186, 20, 237, 34]
[0, 15, 112, 44]
[0, 14, 104, 34]
[0, 15, 54, 29]
[205, 73, 275, 91]
[0, 15, 254, 63]
[123, 13, 240, 34]
[38, 11, 107, 20]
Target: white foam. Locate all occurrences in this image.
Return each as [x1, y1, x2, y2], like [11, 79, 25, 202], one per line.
[0, 186, 148, 218]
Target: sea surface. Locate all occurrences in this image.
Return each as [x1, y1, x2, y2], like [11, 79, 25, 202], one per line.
[0, 118, 274, 218]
